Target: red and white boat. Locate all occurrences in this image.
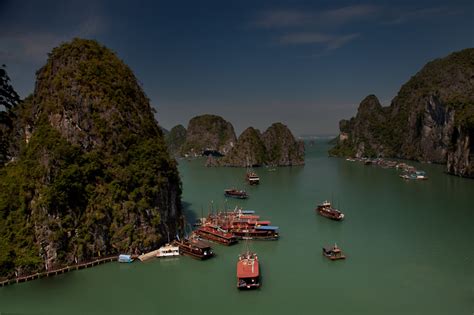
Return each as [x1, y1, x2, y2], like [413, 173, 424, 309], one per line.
[237, 251, 260, 289]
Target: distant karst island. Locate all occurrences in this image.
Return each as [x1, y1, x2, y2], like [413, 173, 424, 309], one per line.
[165, 114, 305, 167]
[330, 48, 474, 178]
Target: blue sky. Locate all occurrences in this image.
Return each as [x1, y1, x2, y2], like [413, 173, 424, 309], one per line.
[1, 0, 473, 135]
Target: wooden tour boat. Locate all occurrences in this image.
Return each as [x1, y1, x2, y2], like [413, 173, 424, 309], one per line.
[231, 226, 279, 240]
[173, 238, 214, 260]
[316, 200, 345, 221]
[224, 188, 249, 199]
[322, 244, 346, 260]
[237, 251, 260, 289]
[194, 225, 238, 246]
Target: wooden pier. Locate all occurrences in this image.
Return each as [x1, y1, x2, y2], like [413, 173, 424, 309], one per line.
[0, 255, 117, 287]
[138, 249, 160, 262]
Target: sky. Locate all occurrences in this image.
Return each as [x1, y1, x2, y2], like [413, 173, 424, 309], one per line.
[1, 0, 473, 136]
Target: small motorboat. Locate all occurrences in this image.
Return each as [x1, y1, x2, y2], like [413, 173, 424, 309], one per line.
[245, 171, 260, 185]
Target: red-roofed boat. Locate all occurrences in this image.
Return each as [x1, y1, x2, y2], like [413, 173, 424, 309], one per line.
[237, 251, 260, 289]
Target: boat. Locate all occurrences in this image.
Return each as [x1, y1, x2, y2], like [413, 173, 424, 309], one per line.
[316, 201, 345, 221]
[194, 225, 238, 246]
[118, 254, 134, 263]
[245, 170, 260, 185]
[236, 251, 260, 289]
[322, 244, 346, 260]
[224, 188, 248, 199]
[156, 244, 180, 258]
[231, 226, 279, 240]
[173, 238, 214, 260]
[400, 170, 428, 180]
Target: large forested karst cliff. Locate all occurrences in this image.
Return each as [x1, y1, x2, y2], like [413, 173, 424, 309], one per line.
[0, 39, 182, 278]
[330, 48, 474, 177]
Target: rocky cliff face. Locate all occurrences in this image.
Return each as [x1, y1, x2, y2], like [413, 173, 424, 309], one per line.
[219, 127, 267, 166]
[216, 123, 304, 167]
[0, 39, 182, 277]
[261, 123, 305, 166]
[330, 48, 474, 177]
[181, 114, 236, 156]
[165, 124, 187, 156]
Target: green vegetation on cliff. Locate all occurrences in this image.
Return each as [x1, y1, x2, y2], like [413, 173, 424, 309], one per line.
[221, 127, 267, 166]
[0, 39, 182, 278]
[181, 114, 236, 155]
[329, 48, 474, 177]
[217, 122, 304, 167]
[165, 125, 187, 156]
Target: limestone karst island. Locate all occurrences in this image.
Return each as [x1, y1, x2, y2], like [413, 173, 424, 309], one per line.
[0, 1, 472, 314]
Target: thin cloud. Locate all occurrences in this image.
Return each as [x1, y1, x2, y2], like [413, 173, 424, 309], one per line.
[254, 9, 312, 28]
[254, 5, 380, 29]
[0, 15, 106, 63]
[383, 6, 463, 25]
[279, 32, 360, 50]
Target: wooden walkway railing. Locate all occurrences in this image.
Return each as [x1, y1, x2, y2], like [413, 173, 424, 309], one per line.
[0, 255, 118, 287]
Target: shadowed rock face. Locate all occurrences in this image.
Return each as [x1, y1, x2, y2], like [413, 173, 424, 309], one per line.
[215, 123, 304, 167]
[261, 123, 305, 166]
[0, 38, 182, 278]
[330, 48, 474, 178]
[181, 114, 236, 156]
[219, 127, 267, 167]
[165, 125, 187, 156]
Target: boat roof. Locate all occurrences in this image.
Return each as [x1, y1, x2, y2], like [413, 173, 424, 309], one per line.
[190, 240, 212, 249]
[119, 254, 132, 259]
[239, 215, 260, 219]
[237, 259, 259, 278]
[255, 225, 279, 231]
[241, 210, 255, 214]
[160, 244, 179, 250]
[256, 221, 271, 225]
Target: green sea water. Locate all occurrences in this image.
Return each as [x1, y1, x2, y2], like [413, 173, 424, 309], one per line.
[0, 140, 473, 314]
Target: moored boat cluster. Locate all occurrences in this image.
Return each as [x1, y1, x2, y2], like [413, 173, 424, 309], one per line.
[345, 157, 428, 180]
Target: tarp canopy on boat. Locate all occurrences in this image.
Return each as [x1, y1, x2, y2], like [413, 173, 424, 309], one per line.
[255, 225, 279, 231]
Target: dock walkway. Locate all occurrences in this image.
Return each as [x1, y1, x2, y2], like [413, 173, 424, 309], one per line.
[0, 255, 117, 287]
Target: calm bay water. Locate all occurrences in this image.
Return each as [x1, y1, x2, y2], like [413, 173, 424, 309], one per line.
[0, 140, 473, 314]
